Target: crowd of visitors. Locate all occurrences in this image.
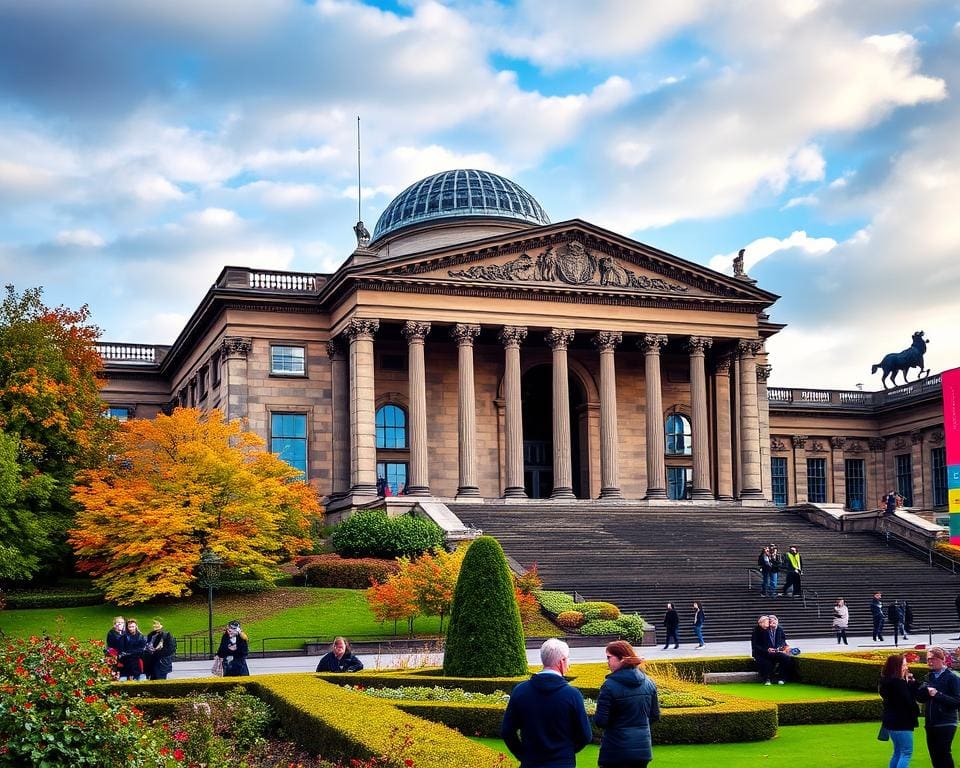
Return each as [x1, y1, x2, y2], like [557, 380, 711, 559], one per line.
[757, 543, 803, 597]
[106, 616, 177, 681]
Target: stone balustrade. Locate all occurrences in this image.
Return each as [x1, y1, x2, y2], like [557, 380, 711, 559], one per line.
[95, 342, 168, 365]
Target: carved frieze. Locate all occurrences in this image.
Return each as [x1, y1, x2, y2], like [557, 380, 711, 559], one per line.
[546, 328, 576, 350]
[792, 435, 808, 449]
[830, 436, 846, 450]
[910, 430, 924, 445]
[869, 437, 886, 451]
[498, 325, 528, 348]
[931, 429, 945, 444]
[401, 321, 431, 343]
[771, 437, 787, 451]
[450, 324, 481, 346]
[894, 436, 907, 450]
[810, 440, 825, 452]
[847, 440, 865, 454]
[446, 241, 689, 293]
[592, 331, 622, 352]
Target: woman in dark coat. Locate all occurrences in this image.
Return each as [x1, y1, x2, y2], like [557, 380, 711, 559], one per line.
[315, 636, 364, 673]
[879, 652, 920, 768]
[118, 619, 148, 681]
[145, 618, 176, 680]
[217, 620, 250, 677]
[692, 601, 705, 648]
[662, 603, 679, 650]
[594, 640, 661, 768]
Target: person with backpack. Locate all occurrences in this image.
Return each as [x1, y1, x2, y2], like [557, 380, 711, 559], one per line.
[145, 618, 176, 680]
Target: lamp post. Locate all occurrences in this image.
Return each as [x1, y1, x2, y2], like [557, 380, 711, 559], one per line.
[197, 550, 223, 657]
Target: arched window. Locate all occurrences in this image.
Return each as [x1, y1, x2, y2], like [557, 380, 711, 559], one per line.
[376, 404, 407, 449]
[665, 413, 692, 455]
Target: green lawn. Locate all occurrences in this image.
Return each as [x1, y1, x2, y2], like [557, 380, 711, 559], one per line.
[478, 721, 934, 767]
[0, 588, 445, 651]
[708, 681, 875, 701]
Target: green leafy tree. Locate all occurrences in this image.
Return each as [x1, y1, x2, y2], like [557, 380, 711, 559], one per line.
[443, 536, 528, 677]
[0, 285, 110, 582]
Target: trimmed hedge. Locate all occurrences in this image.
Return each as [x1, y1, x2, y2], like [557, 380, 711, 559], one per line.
[216, 579, 276, 595]
[295, 554, 400, 588]
[579, 602, 620, 621]
[332, 511, 444, 558]
[557, 610, 585, 630]
[3, 591, 104, 609]
[776, 695, 881, 725]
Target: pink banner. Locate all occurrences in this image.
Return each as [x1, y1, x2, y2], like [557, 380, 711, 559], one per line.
[945, 368, 960, 465]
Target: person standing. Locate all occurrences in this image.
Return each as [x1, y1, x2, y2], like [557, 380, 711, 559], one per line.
[833, 598, 849, 645]
[594, 640, 661, 768]
[889, 601, 909, 644]
[920, 646, 960, 768]
[872, 592, 886, 642]
[118, 618, 147, 681]
[105, 616, 125, 658]
[692, 601, 705, 649]
[769, 545, 783, 596]
[758, 546, 773, 597]
[783, 546, 803, 597]
[879, 653, 921, 768]
[315, 636, 364, 673]
[663, 603, 679, 650]
[145, 618, 176, 680]
[885, 491, 898, 515]
[501, 638, 592, 768]
[217, 620, 250, 677]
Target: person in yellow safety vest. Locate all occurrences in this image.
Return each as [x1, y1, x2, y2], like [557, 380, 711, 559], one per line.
[783, 546, 803, 597]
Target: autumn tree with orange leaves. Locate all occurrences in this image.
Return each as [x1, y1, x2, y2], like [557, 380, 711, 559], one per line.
[0, 285, 110, 581]
[70, 408, 321, 605]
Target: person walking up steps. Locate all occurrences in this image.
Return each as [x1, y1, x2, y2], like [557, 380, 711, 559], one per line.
[663, 603, 679, 649]
[833, 598, 849, 645]
[692, 601, 705, 649]
[873, 592, 886, 642]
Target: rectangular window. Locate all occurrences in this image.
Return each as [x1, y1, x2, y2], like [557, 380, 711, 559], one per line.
[103, 407, 130, 422]
[933, 446, 947, 507]
[771, 457, 788, 506]
[211, 352, 221, 387]
[271, 413, 307, 478]
[807, 458, 827, 503]
[198, 366, 208, 399]
[377, 461, 408, 496]
[271, 345, 306, 376]
[896, 453, 913, 507]
[667, 467, 692, 500]
[845, 459, 866, 511]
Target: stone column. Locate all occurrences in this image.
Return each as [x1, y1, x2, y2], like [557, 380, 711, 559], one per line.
[220, 336, 252, 423]
[327, 339, 350, 499]
[687, 336, 713, 499]
[547, 329, 576, 499]
[792, 435, 808, 503]
[640, 334, 669, 499]
[714, 356, 734, 501]
[738, 340, 764, 499]
[757, 363, 773, 501]
[830, 436, 846, 505]
[911, 431, 924, 508]
[345, 318, 379, 496]
[869, 437, 886, 508]
[402, 321, 431, 496]
[500, 326, 528, 498]
[451, 324, 481, 498]
[593, 331, 623, 499]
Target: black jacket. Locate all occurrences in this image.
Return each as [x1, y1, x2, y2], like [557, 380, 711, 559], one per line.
[594, 667, 660, 765]
[879, 676, 920, 730]
[119, 631, 147, 678]
[751, 625, 787, 660]
[664, 609, 679, 631]
[145, 629, 175, 678]
[871, 598, 884, 621]
[315, 650, 364, 673]
[921, 668, 960, 728]
[501, 672, 592, 768]
[217, 632, 250, 676]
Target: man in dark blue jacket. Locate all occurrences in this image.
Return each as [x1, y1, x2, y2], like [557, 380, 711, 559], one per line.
[501, 638, 592, 768]
[920, 646, 960, 768]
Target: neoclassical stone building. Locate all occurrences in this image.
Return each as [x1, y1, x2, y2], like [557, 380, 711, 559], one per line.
[99, 170, 948, 519]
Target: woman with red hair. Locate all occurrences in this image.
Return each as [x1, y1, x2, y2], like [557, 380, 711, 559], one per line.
[594, 640, 661, 768]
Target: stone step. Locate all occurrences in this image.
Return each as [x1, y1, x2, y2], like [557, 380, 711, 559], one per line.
[703, 671, 760, 684]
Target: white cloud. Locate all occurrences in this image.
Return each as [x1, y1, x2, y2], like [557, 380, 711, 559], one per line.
[132, 175, 185, 203]
[239, 181, 328, 209]
[709, 230, 837, 274]
[56, 229, 105, 248]
[782, 195, 819, 209]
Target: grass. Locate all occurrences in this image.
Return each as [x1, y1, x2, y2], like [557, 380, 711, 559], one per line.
[477, 721, 935, 767]
[708, 682, 875, 701]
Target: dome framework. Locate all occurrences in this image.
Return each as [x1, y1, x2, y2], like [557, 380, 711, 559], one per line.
[372, 169, 550, 242]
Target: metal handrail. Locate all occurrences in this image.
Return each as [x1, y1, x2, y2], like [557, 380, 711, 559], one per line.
[880, 526, 960, 573]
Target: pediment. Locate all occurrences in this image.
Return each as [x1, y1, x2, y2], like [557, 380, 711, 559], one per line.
[352, 223, 777, 304]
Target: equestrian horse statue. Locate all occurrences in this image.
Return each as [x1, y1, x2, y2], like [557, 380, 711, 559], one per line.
[871, 331, 930, 389]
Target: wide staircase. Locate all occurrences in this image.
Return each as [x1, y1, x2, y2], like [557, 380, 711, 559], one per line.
[454, 503, 960, 644]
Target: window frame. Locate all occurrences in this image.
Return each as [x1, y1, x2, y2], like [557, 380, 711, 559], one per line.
[771, 456, 788, 506]
[377, 461, 408, 496]
[270, 412, 308, 478]
[807, 457, 827, 503]
[376, 404, 408, 450]
[895, 453, 913, 506]
[844, 458, 866, 511]
[270, 345, 307, 377]
[665, 412, 693, 456]
[932, 446, 947, 508]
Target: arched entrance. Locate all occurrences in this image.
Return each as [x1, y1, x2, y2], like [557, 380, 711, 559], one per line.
[521, 364, 587, 498]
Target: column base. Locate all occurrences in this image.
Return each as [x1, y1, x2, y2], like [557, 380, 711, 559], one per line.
[406, 485, 431, 496]
[503, 486, 528, 499]
[456, 486, 481, 498]
[716, 494, 735, 501]
[349, 483, 378, 495]
[740, 488, 765, 500]
[551, 487, 576, 499]
[691, 489, 714, 500]
[599, 488, 623, 499]
[644, 488, 668, 500]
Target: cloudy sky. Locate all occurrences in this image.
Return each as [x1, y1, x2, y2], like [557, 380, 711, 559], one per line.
[1, 0, 957, 388]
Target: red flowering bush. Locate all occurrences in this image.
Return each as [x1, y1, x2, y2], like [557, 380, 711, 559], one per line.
[0, 635, 177, 767]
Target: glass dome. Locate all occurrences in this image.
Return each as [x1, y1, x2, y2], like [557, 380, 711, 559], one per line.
[371, 169, 550, 242]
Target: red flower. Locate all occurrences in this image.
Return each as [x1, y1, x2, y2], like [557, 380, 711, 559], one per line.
[160, 747, 170, 756]
[116, 712, 129, 725]
[23, 702, 33, 709]
[84, 695, 97, 704]
[404, 760, 415, 767]
[85, 679, 95, 686]
[173, 748, 185, 761]
[173, 731, 189, 742]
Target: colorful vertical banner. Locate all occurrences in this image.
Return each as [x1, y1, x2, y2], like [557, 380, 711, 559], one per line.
[942, 367, 960, 543]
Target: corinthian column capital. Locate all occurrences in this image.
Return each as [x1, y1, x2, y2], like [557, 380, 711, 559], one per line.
[756, 364, 773, 383]
[221, 336, 252, 358]
[344, 317, 380, 341]
[401, 320, 431, 343]
[450, 323, 481, 346]
[499, 325, 528, 348]
[546, 328, 575, 350]
[737, 339, 762, 357]
[638, 334, 669, 354]
[686, 336, 713, 355]
[591, 331, 622, 351]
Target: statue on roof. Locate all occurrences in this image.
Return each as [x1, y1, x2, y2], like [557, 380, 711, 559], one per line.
[733, 248, 746, 277]
[353, 220, 371, 248]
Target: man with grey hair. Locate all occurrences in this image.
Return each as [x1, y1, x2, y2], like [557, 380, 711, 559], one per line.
[501, 638, 592, 767]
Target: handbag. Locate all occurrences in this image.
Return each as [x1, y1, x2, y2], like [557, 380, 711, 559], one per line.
[877, 725, 890, 741]
[211, 656, 224, 677]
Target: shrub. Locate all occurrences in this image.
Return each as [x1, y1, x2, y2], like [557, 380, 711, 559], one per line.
[535, 590, 576, 617]
[557, 610, 586, 630]
[298, 554, 400, 588]
[0, 635, 177, 767]
[332, 511, 443, 559]
[215, 579, 277, 595]
[515, 589, 541, 629]
[579, 601, 620, 621]
[515, 563, 543, 595]
[443, 536, 528, 677]
[2, 590, 104, 608]
[580, 613, 645, 644]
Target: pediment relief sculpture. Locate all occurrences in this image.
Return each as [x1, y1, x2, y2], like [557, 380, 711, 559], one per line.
[445, 242, 690, 293]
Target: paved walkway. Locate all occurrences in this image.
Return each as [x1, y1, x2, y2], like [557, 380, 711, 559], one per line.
[163, 630, 960, 679]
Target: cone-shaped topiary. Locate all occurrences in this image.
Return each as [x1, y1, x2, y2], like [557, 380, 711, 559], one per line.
[443, 536, 528, 677]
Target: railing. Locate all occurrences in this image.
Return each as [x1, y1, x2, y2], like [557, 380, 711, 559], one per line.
[95, 342, 168, 365]
[217, 267, 322, 293]
[769, 373, 945, 410]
